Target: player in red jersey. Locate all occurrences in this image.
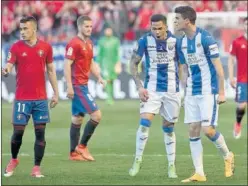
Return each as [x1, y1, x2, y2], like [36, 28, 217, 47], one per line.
[228, 16, 247, 139]
[64, 15, 105, 161]
[2, 16, 59, 178]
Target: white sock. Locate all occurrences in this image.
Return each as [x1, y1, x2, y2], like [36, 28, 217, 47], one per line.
[164, 132, 176, 166]
[135, 125, 149, 161]
[212, 132, 230, 159]
[190, 138, 205, 176]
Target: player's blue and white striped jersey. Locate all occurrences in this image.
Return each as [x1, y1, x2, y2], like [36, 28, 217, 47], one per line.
[134, 31, 179, 93]
[177, 27, 219, 96]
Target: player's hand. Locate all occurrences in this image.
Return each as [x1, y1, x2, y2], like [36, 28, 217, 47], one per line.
[230, 78, 236, 89]
[138, 87, 149, 102]
[67, 86, 74, 99]
[50, 94, 59, 108]
[2, 68, 9, 77]
[217, 93, 226, 105]
[98, 77, 106, 87]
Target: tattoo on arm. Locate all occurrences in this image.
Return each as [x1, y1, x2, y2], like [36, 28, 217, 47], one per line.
[130, 53, 142, 89]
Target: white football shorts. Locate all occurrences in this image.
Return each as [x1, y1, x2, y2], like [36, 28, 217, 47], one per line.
[184, 94, 219, 126]
[140, 90, 181, 123]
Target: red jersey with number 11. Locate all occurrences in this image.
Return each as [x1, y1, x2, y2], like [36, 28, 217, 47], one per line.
[7, 40, 53, 100]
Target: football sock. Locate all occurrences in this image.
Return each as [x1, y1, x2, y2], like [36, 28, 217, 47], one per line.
[34, 124, 46, 166]
[135, 119, 151, 161]
[208, 131, 230, 159]
[11, 125, 26, 159]
[236, 108, 245, 124]
[80, 119, 98, 146]
[189, 137, 204, 176]
[70, 123, 81, 152]
[163, 126, 176, 166]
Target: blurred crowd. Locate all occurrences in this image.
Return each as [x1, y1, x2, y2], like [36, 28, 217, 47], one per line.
[2, 0, 247, 43]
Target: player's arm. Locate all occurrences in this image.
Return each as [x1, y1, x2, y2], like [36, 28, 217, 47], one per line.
[178, 63, 187, 89]
[203, 33, 225, 104]
[130, 37, 149, 102]
[2, 63, 14, 77]
[211, 57, 226, 104]
[2, 46, 17, 77]
[46, 63, 59, 95]
[176, 39, 187, 93]
[46, 62, 59, 108]
[46, 45, 59, 108]
[228, 41, 237, 88]
[64, 59, 74, 98]
[90, 60, 105, 86]
[64, 44, 77, 99]
[130, 53, 143, 90]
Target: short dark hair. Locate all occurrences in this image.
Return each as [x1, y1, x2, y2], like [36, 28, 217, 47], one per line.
[175, 6, 197, 25]
[77, 15, 92, 27]
[20, 16, 37, 24]
[244, 17, 248, 22]
[150, 14, 167, 25]
[19, 16, 37, 29]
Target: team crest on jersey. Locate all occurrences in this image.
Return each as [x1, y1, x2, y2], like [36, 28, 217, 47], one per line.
[38, 50, 44, 57]
[168, 43, 175, 50]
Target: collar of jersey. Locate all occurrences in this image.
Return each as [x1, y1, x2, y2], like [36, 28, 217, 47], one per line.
[187, 27, 200, 40]
[150, 31, 172, 41]
[22, 39, 39, 48]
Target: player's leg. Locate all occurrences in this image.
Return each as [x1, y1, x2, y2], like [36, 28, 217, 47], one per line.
[74, 85, 100, 161]
[160, 92, 181, 178]
[129, 113, 154, 177]
[70, 86, 91, 161]
[4, 100, 31, 177]
[200, 94, 234, 177]
[31, 100, 51, 177]
[76, 110, 101, 161]
[181, 96, 206, 183]
[69, 115, 87, 161]
[233, 82, 247, 139]
[129, 90, 160, 176]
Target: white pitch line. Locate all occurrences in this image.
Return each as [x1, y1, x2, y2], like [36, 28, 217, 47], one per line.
[1, 153, 246, 157]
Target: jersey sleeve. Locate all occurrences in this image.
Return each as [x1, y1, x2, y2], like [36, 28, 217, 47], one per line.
[65, 41, 77, 60]
[176, 38, 186, 64]
[133, 37, 146, 57]
[46, 44, 53, 63]
[229, 40, 237, 56]
[202, 32, 220, 58]
[7, 44, 17, 64]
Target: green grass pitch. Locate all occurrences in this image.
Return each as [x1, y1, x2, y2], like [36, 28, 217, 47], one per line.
[1, 100, 247, 185]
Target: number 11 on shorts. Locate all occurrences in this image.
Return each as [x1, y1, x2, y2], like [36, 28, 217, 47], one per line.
[17, 102, 25, 112]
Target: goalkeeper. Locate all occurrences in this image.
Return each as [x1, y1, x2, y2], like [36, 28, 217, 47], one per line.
[96, 27, 121, 105]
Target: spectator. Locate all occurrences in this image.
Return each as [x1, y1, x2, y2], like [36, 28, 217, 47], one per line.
[38, 9, 54, 41]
